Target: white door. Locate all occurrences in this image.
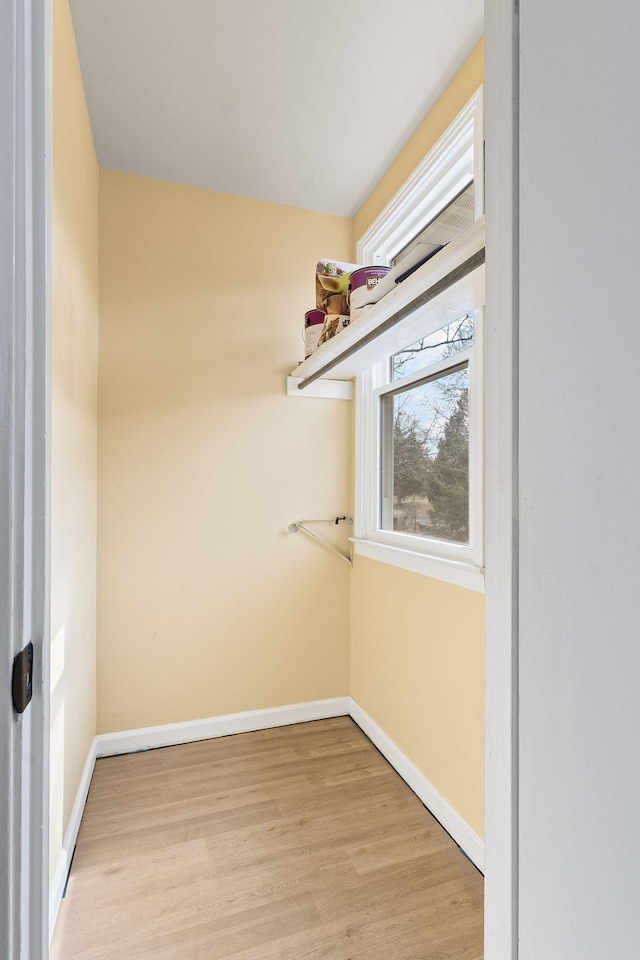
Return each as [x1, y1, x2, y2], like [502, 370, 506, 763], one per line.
[0, 1, 50, 957]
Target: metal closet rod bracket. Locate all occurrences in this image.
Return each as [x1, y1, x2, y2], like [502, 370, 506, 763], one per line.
[287, 517, 353, 566]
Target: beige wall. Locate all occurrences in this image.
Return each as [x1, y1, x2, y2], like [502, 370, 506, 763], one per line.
[350, 42, 486, 836]
[98, 171, 352, 733]
[350, 560, 485, 835]
[50, 0, 99, 882]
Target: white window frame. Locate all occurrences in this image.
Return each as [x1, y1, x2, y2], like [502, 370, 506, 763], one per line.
[353, 89, 485, 592]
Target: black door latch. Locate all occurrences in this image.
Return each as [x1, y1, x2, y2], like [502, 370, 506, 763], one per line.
[12, 642, 33, 714]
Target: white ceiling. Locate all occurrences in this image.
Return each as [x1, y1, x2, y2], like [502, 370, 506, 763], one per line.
[69, 1, 483, 217]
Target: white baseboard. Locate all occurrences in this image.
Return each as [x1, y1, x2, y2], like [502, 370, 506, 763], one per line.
[49, 737, 97, 942]
[95, 697, 351, 758]
[348, 698, 484, 873]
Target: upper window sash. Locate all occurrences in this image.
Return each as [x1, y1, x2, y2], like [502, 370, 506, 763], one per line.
[357, 88, 484, 267]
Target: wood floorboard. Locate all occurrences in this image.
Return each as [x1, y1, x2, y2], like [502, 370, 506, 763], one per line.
[79, 774, 312, 841]
[51, 716, 483, 960]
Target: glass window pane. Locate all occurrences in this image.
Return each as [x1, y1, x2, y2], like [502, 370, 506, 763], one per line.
[392, 315, 474, 380]
[381, 365, 469, 544]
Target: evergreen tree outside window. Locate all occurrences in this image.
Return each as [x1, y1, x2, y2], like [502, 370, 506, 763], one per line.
[381, 364, 470, 545]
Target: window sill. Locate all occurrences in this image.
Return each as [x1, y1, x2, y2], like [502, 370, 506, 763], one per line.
[350, 538, 485, 593]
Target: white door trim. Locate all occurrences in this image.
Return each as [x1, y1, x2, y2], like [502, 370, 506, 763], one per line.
[0, 1, 51, 958]
[484, 0, 519, 958]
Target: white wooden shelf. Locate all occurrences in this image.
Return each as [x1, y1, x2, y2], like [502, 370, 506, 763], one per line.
[291, 216, 485, 390]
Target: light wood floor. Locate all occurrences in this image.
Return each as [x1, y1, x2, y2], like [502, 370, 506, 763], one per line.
[51, 717, 483, 960]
